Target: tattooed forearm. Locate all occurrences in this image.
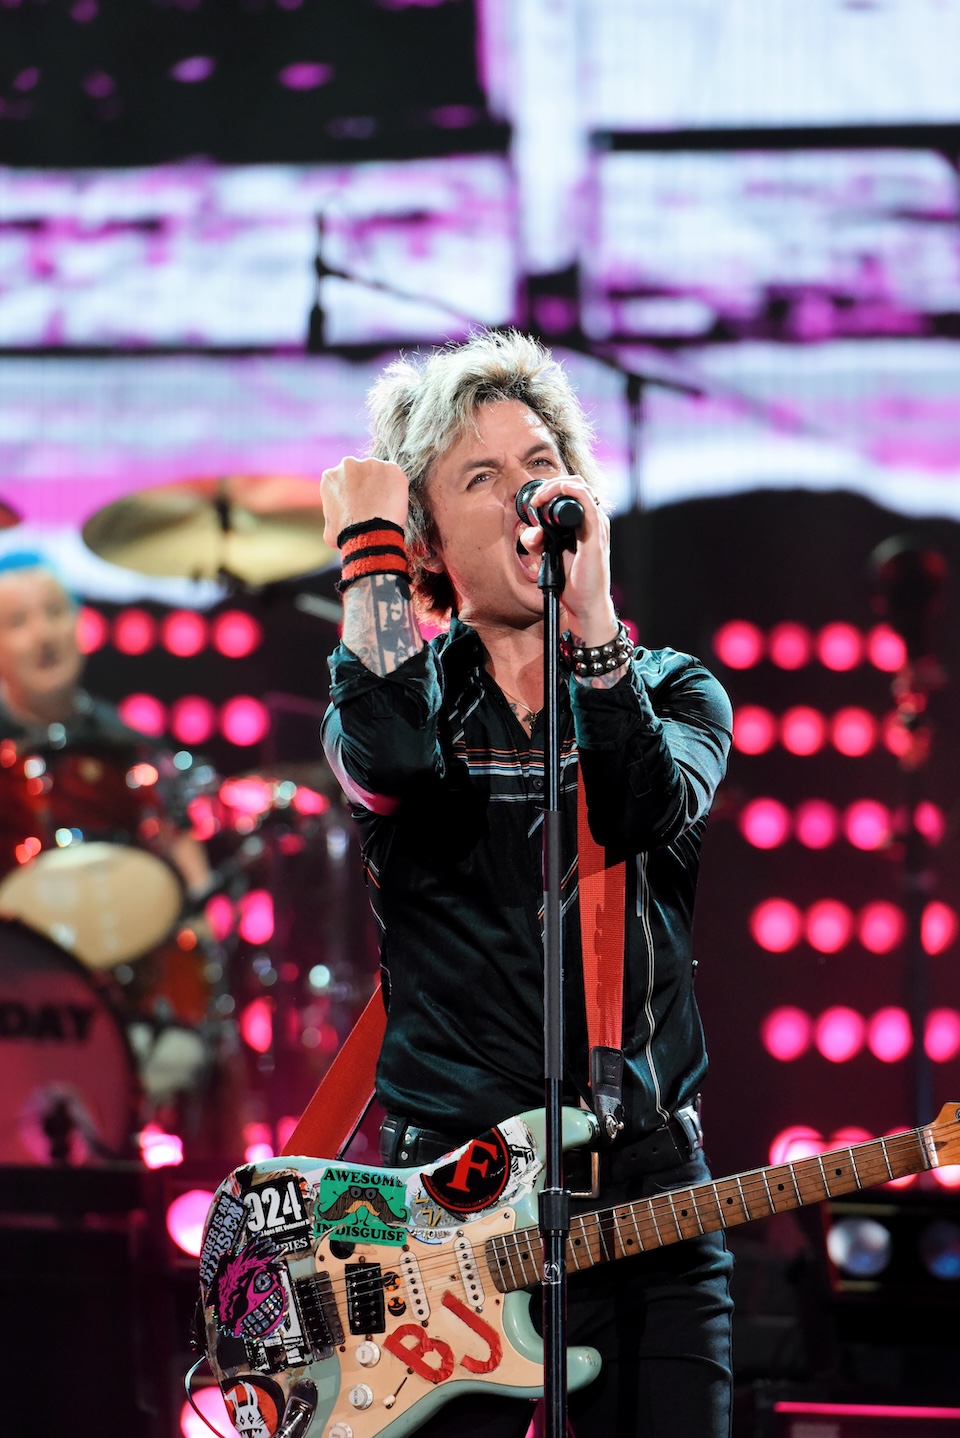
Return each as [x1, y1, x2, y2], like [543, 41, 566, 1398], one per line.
[341, 574, 425, 677]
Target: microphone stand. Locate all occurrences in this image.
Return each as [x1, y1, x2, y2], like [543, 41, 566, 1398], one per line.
[538, 527, 574, 1438]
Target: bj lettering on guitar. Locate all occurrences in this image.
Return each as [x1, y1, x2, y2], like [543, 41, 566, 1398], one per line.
[200, 1104, 960, 1438]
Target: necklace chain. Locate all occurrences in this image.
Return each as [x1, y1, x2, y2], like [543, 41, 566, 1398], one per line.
[499, 685, 541, 723]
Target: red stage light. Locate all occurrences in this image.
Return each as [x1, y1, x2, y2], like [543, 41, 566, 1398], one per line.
[161, 609, 207, 657]
[925, 1008, 960, 1063]
[118, 693, 167, 737]
[857, 901, 906, 954]
[805, 899, 854, 954]
[733, 705, 777, 755]
[831, 707, 877, 757]
[815, 1006, 865, 1062]
[220, 696, 270, 746]
[166, 1188, 215, 1257]
[238, 889, 274, 945]
[769, 1125, 823, 1165]
[831, 1125, 873, 1148]
[713, 620, 764, 669]
[882, 1129, 919, 1189]
[750, 898, 803, 952]
[882, 711, 913, 758]
[922, 901, 958, 955]
[239, 996, 273, 1054]
[220, 776, 273, 817]
[767, 621, 811, 670]
[867, 1007, 912, 1063]
[292, 786, 329, 816]
[187, 794, 218, 842]
[77, 605, 109, 654]
[915, 801, 946, 845]
[866, 623, 907, 673]
[113, 607, 157, 655]
[794, 799, 839, 849]
[780, 706, 826, 756]
[932, 1165, 960, 1190]
[761, 1006, 812, 1061]
[243, 1121, 274, 1163]
[843, 799, 891, 851]
[211, 609, 263, 658]
[739, 797, 791, 849]
[170, 695, 217, 746]
[816, 622, 863, 671]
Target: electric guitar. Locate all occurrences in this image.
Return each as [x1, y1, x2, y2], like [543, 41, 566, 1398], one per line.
[199, 1103, 960, 1438]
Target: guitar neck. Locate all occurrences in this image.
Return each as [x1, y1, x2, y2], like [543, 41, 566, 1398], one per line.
[487, 1122, 935, 1293]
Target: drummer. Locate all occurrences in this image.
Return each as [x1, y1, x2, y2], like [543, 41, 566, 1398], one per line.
[0, 549, 211, 899]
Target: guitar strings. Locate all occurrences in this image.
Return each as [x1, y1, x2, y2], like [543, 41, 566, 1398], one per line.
[300, 1129, 927, 1313]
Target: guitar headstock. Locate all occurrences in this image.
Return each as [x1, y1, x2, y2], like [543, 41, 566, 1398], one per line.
[929, 1103, 960, 1168]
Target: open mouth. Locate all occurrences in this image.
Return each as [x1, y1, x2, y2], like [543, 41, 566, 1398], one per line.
[515, 534, 539, 579]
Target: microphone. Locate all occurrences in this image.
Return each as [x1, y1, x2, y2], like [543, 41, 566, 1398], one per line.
[515, 479, 584, 533]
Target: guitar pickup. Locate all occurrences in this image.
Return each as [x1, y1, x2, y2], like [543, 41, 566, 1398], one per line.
[345, 1262, 385, 1335]
[293, 1272, 344, 1353]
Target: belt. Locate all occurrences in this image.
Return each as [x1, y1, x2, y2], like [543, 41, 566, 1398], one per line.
[379, 1101, 703, 1180]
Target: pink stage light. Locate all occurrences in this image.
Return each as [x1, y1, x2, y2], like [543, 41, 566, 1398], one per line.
[761, 1006, 812, 1061]
[139, 1123, 184, 1169]
[243, 1121, 274, 1163]
[166, 1188, 215, 1257]
[881, 712, 912, 759]
[113, 607, 157, 655]
[277, 1115, 299, 1151]
[857, 901, 906, 955]
[794, 799, 839, 849]
[180, 1387, 232, 1438]
[922, 901, 958, 955]
[170, 56, 216, 83]
[239, 997, 273, 1054]
[161, 609, 207, 657]
[925, 1008, 960, 1063]
[867, 1007, 912, 1063]
[781, 706, 827, 756]
[815, 1006, 866, 1063]
[118, 693, 167, 737]
[713, 620, 764, 669]
[816, 622, 863, 671]
[830, 1126, 873, 1148]
[769, 1125, 823, 1165]
[750, 898, 803, 953]
[843, 800, 891, 851]
[211, 609, 263, 658]
[739, 797, 791, 849]
[767, 622, 811, 670]
[733, 705, 777, 755]
[220, 695, 270, 746]
[831, 707, 877, 757]
[77, 605, 109, 654]
[278, 61, 333, 89]
[882, 1129, 919, 1190]
[866, 623, 907, 673]
[292, 786, 329, 816]
[932, 1165, 960, 1190]
[238, 890, 274, 945]
[204, 893, 235, 943]
[805, 900, 854, 954]
[170, 695, 217, 746]
[220, 777, 273, 817]
[915, 801, 946, 845]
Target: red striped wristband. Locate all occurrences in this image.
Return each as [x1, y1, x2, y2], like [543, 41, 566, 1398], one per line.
[336, 518, 409, 593]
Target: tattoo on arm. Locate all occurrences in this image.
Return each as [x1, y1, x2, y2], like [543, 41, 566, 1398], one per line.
[341, 574, 425, 677]
[569, 632, 631, 691]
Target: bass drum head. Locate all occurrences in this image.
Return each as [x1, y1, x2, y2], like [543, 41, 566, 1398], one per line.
[0, 920, 139, 1165]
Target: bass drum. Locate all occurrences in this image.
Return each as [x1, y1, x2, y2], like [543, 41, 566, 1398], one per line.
[0, 920, 139, 1165]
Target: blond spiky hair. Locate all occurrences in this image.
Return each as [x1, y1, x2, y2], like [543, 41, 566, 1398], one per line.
[366, 329, 599, 617]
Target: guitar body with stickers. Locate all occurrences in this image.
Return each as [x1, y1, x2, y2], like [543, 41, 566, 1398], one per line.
[200, 1102, 960, 1438]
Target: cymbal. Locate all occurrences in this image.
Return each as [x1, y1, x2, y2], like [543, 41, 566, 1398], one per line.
[82, 476, 335, 585]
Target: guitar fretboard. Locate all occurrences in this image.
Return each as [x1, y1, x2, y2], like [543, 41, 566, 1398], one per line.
[485, 1124, 933, 1293]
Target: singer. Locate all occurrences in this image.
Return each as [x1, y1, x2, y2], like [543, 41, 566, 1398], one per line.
[320, 330, 734, 1438]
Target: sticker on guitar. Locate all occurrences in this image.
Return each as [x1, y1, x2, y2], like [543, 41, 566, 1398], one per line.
[406, 1115, 540, 1242]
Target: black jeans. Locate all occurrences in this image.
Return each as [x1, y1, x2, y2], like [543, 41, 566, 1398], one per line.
[380, 1140, 734, 1438]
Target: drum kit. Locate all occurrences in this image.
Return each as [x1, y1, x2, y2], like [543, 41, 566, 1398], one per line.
[0, 477, 363, 1168]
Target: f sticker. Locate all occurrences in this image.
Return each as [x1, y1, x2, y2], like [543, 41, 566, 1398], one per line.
[421, 1128, 510, 1214]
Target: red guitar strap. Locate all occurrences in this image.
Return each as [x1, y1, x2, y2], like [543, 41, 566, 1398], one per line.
[577, 773, 627, 1145]
[280, 983, 385, 1158]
